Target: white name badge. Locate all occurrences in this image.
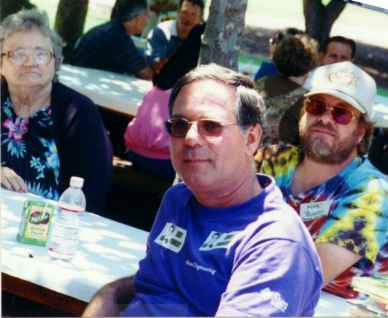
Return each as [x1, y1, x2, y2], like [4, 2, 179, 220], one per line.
[300, 200, 332, 221]
[155, 222, 187, 253]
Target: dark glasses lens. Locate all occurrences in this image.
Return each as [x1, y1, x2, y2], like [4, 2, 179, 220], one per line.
[165, 118, 226, 138]
[200, 120, 224, 135]
[305, 99, 355, 125]
[165, 118, 189, 138]
[331, 107, 354, 125]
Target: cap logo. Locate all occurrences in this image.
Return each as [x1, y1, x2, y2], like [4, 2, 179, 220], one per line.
[328, 69, 358, 88]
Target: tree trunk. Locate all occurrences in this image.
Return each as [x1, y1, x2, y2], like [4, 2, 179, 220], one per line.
[200, 0, 248, 70]
[0, 0, 35, 21]
[303, 0, 346, 49]
[54, 0, 89, 59]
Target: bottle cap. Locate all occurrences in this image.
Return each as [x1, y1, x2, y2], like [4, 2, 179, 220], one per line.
[70, 176, 84, 188]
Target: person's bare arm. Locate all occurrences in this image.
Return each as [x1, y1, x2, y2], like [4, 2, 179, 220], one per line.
[136, 66, 154, 80]
[152, 58, 168, 74]
[1, 166, 27, 192]
[82, 276, 136, 317]
[316, 242, 361, 286]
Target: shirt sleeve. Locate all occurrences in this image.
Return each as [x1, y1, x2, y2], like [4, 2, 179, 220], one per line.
[56, 87, 113, 214]
[117, 36, 148, 74]
[215, 239, 322, 316]
[146, 27, 168, 63]
[316, 176, 388, 262]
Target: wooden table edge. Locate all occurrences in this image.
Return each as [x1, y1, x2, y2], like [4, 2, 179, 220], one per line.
[2, 272, 87, 316]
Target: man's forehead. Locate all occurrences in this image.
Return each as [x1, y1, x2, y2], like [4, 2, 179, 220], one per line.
[309, 93, 356, 109]
[327, 41, 352, 52]
[173, 80, 236, 114]
[180, 0, 202, 12]
[179, 79, 235, 100]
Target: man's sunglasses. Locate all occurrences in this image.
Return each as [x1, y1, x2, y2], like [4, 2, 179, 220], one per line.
[304, 98, 360, 125]
[165, 118, 237, 138]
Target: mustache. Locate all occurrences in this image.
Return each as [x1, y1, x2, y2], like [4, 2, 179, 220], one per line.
[309, 121, 336, 133]
[182, 149, 208, 160]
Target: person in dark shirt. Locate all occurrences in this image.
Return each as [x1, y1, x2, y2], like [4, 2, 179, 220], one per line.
[0, 9, 112, 214]
[70, 0, 153, 79]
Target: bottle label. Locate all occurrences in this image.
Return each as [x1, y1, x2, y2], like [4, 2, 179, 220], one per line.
[58, 202, 84, 213]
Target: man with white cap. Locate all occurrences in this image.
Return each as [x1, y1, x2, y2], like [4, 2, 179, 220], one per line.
[255, 61, 388, 299]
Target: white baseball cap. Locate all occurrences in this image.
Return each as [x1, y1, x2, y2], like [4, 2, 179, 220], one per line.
[304, 61, 377, 118]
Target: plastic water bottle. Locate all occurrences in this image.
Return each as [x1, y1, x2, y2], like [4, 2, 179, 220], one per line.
[48, 176, 86, 261]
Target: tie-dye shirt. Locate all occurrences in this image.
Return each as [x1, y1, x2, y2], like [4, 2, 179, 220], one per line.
[1, 97, 60, 200]
[255, 144, 388, 299]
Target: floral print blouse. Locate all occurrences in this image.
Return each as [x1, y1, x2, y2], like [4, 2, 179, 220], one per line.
[1, 97, 60, 200]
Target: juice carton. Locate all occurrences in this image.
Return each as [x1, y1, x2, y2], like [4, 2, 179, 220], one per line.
[16, 200, 56, 246]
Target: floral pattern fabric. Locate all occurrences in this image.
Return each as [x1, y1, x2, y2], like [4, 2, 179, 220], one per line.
[255, 144, 388, 299]
[1, 97, 60, 200]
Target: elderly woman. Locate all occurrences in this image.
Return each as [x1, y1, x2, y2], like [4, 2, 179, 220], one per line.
[0, 9, 113, 214]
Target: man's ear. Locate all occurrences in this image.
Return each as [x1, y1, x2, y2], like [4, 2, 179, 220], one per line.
[245, 124, 262, 156]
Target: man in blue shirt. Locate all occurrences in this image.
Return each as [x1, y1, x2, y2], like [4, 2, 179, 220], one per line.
[82, 64, 323, 317]
[146, 0, 204, 74]
[70, 0, 154, 79]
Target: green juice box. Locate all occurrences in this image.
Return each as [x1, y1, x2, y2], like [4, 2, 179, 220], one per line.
[16, 200, 56, 246]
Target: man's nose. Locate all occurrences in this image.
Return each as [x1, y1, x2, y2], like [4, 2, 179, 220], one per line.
[184, 122, 203, 146]
[319, 109, 335, 124]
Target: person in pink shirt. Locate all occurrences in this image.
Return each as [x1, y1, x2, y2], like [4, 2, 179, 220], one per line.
[124, 23, 205, 180]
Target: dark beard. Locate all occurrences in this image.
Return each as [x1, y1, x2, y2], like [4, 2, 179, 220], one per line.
[300, 123, 360, 164]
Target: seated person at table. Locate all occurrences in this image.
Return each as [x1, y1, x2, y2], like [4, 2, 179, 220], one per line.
[255, 32, 318, 146]
[320, 35, 356, 65]
[0, 9, 113, 214]
[70, 0, 154, 80]
[256, 62, 388, 299]
[146, 0, 203, 74]
[254, 27, 305, 81]
[82, 64, 323, 317]
[124, 23, 205, 181]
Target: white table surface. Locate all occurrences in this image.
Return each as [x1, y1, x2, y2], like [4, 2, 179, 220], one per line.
[1, 189, 360, 315]
[58, 64, 152, 116]
[1, 189, 148, 303]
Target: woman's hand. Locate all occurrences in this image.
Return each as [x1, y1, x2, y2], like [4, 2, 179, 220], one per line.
[1, 167, 28, 192]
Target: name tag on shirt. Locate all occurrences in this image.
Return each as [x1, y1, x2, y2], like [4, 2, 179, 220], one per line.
[300, 200, 332, 221]
[199, 231, 239, 251]
[155, 222, 187, 253]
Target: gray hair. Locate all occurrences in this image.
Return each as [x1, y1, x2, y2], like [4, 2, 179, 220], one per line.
[0, 9, 64, 73]
[168, 63, 265, 131]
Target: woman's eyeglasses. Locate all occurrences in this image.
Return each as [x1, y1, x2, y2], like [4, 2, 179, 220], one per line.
[165, 118, 237, 138]
[304, 98, 360, 125]
[1, 48, 54, 66]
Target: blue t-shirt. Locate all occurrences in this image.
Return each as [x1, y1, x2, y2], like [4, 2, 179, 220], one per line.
[122, 174, 322, 316]
[254, 61, 279, 81]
